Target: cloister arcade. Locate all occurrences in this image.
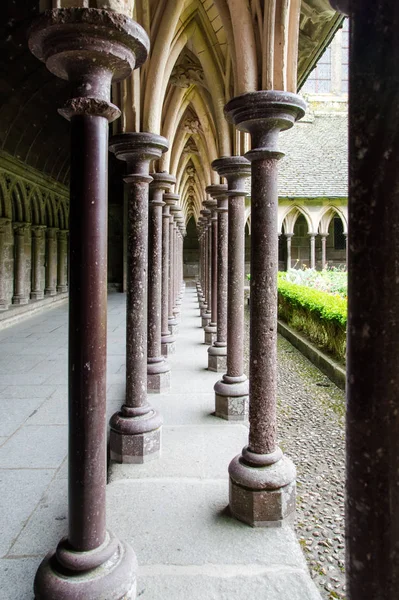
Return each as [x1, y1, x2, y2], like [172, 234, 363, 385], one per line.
[1, 0, 398, 599]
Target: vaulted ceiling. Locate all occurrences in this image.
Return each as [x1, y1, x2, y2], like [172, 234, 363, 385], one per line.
[1, 0, 343, 220]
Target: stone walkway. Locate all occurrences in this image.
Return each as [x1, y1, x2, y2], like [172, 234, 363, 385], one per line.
[0, 285, 321, 599]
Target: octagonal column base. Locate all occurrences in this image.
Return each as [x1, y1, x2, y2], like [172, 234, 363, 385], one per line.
[229, 449, 296, 527]
[168, 323, 179, 335]
[110, 406, 162, 464]
[214, 375, 249, 421]
[34, 531, 137, 600]
[207, 344, 227, 372]
[201, 314, 211, 328]
[147, 358, 171, 393]
[204, 323, 217, 345]
[161, 333, 176, 357]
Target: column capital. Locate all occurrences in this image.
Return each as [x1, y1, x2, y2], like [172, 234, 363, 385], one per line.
[150, 172, 176, 192]
[110, 133, 168, 182]
[308, 231, 317, 238]
[29, 8, 149, 122]
[31, 224, 47, 237]
[13, 222, 31, 234]
[212, 156, 251, 194]
[224, 91, 306, 159]
[205, 184, 228, 199]
[319, 232, 329, 238]
[285, 232, 294, 238]
[46, 226, 59, 238]
[57, 228, 69, 240]
[0, 218, 11, 232]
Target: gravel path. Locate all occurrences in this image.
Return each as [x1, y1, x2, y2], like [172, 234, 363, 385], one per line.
[244, 309, 346, 600]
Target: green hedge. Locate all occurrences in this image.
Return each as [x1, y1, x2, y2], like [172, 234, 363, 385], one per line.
[277, 278, 347, 364]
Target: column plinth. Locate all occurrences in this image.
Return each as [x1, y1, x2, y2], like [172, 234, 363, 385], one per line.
[0, 218, 11, 309]
[206, 184, 228, 369]
[213, 157, 251, 420]
[109, 133, 168, 463]
[224, 90, 306, 527]
[147, 173, 175, 393]
[28, 8, 149, 598]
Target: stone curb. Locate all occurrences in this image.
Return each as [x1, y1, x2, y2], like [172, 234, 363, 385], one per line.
[0, 293, 68, 331]
[277, 320, 346, 391]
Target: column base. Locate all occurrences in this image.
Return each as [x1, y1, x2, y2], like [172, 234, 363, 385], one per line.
[204, 323, 217, 345]
[44, 288, 57, 297]
[57, 285, 68, 293]
[30, 291, 44, 300]
[207, 344, 227, 372]
[229, 448, 296, 527]
[0, 301, 9, 311]
[34, 530, 137, 600]
[161, 333, 176, 356]
[168, 318, 179, 335]
[147, 358, 171, 393]
[110, 405, 162, 464]
[214, 375, 249, 421]
[12, 296, 29, 306]
[201, 313, 211, 328]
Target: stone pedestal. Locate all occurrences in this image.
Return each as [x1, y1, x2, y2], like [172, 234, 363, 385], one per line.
[147, 173, 175, 393]
[109, 133, 168, 463]
[28, 8, 149, 598]
[12, 222, 30, 306]
[30, 225, 46, 300]
[224, 91, 305, 527]
[57, 229, 68, 293]
[212, 157, 251, 420]
[0, 218, 11, 309]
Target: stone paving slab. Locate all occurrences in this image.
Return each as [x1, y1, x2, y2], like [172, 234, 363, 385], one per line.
[149, 393, 236, 425]
[0, 557, 41, 600]
[0, 469, 55, 557]
[0, 425, 67, 469]
[136, 568, 322, 600]
[109, 425, 247, 481]
[0, 398, 45, 437]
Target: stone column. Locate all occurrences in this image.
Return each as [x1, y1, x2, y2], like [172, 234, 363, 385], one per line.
[309, 232, 316, 269]
[165, 194, 180, 334]
[286, 233, 293, 271]
[0, 218, 11, 310]
[197, 219, 206, 307]
[203, 193, 218, 345]
[208, 184, 228, 372]
[344, 232, 348, 268]
[30, 225, 46, 300]
[57, 229, 68, 293]
[28, 8, 148, 597]
[200, 208, 212, 328]
[170, 205, 182, 322]
[320, 233, 328, 270]
[345, 2, 399, 596]
[225, 91, 306, 527]
[12, 222, 30, 305]
[44, 227, 58, 296]
[147, 173, 175, 393]
[213, 157, 250, 420]
[161, 193, 176, 356]
[109, 133, 168, 463]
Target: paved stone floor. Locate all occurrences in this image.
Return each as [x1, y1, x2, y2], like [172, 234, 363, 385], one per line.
[0, 285, 322, 599]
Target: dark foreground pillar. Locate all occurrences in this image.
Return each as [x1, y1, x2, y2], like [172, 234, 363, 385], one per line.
[213, 157, 250, 420]
[207, 184, 228, 370]
[28, 8, 149, 598]
[347, 3, 399, 598]
[109, 133, 168, 463]
[147, 173, 175, 392]
[225, 92, 305, 526]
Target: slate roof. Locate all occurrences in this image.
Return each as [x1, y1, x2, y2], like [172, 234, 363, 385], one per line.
[267, 108, 348, 199]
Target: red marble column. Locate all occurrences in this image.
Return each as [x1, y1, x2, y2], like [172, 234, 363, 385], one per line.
[28, 8, 149, 597]
[225, 91, 305, 527]
[207, 185, 228, 372]
[213, 157, 251, 420]
[161, 192, 176, 356]
[147, 173, 175, 392]
[200, 207, 212, 328]
[164, 193, 180, 336]
[109, 133, 168, 463]
[203, 192, 218, 345]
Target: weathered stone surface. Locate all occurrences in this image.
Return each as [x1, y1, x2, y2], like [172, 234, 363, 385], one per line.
[230, 479, 296, 527]
[215, 394, 249, 421]
[147, 369, 171, 393]
[110, 427, 162, 464]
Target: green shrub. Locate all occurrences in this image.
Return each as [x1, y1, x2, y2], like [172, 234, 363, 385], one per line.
[277, 278, 347, 364]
